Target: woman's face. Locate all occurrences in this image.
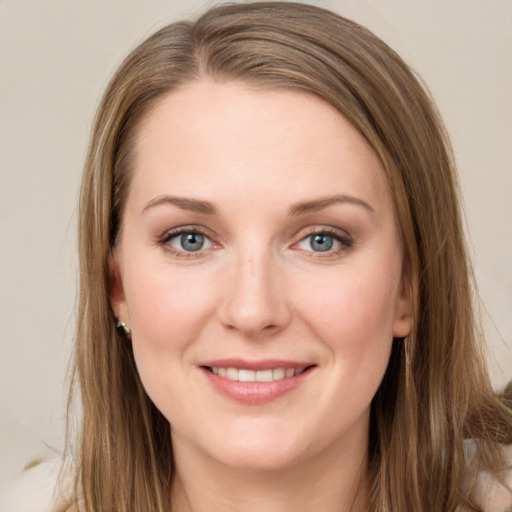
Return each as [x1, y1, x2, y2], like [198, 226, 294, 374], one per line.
[111, 81, 412, 471]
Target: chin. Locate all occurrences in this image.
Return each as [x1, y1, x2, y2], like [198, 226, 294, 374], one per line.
[214, 445, 306, 472]
[201, 427, 318, 472]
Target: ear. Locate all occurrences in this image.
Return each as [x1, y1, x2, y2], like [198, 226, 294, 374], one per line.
[108, 251, 129, 323]
[392, 273, 413, 338]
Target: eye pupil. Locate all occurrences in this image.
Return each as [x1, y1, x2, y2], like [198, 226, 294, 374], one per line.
[310, 234, 334, 252]
[181, 233, 204, 251]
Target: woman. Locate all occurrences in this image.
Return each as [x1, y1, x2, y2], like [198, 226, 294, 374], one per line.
[5, 2, 512, 511]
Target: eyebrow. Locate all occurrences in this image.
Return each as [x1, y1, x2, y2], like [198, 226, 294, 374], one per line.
[288, 194, 375, 216]
[142, 193, 374, 217]
[143, 195, 217, 215]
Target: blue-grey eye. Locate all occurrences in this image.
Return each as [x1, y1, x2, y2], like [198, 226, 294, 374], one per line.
[169, 232, 212, 252]
[180, 233, 204, 251]
[309, 234, 334, 252]
[296, 231, 347, 254]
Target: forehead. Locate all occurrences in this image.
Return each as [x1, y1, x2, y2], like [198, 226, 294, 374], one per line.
[129, 80, 391, 215]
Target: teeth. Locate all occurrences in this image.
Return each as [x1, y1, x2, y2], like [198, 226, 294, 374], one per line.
[209, 366, 306, 382]
[239, 369, 255, 382]
[226, 367, 238, 380]
[256, 369, 273, 382]
[272, 368, 285, 380]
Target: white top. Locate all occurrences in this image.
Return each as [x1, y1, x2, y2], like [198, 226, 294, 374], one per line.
[0, 447, 511, 512]
[474, 445, 512, 512]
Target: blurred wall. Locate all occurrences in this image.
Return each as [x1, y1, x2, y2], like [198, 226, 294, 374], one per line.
[1, 0, 511, 491]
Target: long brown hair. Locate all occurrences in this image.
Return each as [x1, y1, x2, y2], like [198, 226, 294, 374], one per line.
[66, 2, 511, 510]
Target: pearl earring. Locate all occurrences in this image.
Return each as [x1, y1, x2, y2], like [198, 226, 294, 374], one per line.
[116, 321, 131, 336]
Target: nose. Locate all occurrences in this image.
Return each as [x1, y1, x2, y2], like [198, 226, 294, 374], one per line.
[218, 249, 292, 338]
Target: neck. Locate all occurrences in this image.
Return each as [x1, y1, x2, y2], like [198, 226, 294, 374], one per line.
[170, 427, 370, 512]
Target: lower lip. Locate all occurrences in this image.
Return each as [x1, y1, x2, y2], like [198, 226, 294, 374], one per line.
[201, 367, 313, 405]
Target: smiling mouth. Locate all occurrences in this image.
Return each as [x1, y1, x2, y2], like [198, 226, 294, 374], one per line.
[201, 362, 316, 404]
[204, 366, 314, 382]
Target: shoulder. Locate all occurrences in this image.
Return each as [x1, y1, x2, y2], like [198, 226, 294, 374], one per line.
[475, 444, 512, 512]
[0, 458, 68, 512]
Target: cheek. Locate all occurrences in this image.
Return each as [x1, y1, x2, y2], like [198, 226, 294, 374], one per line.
[291, 258, 400, 408]
[124, 266, 220, 423]
[302, 263, 399, 407]
[122, 262, 219, 393]
[295, 262, 401, 346]
[125, 262, 216, 339]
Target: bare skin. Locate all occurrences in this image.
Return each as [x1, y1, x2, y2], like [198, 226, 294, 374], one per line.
[111, 81, 413, 512]
[170, 413, 369, 512]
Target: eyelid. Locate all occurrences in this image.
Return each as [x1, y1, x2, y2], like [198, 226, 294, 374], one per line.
[169, 232, 214, 251]
[157, 225, 220, 258]
[155, 224, 352, 259]
[292, 226, 353, 257]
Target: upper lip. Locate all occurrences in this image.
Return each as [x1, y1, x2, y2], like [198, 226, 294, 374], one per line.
[200, 358, 315, 371]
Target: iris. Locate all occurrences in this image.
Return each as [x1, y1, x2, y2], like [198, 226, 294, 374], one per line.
[180, 233, 204, 252]
[310, 234, 334, 252]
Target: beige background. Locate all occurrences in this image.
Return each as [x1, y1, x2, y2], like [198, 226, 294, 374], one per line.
[1, 0, 511, 492]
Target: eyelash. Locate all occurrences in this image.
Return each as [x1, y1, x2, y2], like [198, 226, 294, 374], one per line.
[156, 226, 352, 259]
[295, 228, 352, 259]
[157, 227, 216, 259]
